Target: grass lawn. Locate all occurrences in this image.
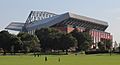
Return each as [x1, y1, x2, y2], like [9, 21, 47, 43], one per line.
[0, 54, 120, 65]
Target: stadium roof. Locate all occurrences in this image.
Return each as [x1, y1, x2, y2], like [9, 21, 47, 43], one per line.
[68, 12, 108, 26]
[5, 11, 108, 31]
[5, 22, 24, 31]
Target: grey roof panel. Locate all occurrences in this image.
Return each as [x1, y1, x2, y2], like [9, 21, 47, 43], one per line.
[5, 11, 109, 32]
[25, 11, 57, 24]
[68, 12, 108, 26]
[26, 12, 108, 31]
[26, 13, 70, 31]
[5, 22, 25, 31]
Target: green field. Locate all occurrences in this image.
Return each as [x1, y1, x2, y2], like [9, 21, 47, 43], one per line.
[0, 54, 120, 65]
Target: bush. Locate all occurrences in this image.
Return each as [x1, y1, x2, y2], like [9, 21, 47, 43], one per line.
[85, 50, 109, 54]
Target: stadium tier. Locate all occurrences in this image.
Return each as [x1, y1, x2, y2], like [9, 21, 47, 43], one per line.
[5, 11, 112, 44]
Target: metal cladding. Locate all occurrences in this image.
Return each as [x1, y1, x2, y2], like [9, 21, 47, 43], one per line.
[5, 11, 109, 32]
[5, 11, 112, 44]
[5, 22, 25, 31]
[25, 11, 57, 24]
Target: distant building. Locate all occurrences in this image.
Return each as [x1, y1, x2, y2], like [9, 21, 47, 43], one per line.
[5, 11, 112, 47]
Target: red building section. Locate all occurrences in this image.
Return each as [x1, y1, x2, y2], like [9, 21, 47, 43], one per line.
[89, 30, 112, 43]
[55, 26, 112, 44]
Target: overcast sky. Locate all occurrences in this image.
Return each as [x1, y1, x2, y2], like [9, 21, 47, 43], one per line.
[0, 0, 120, 42]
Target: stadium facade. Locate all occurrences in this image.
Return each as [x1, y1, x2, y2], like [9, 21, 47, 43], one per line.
[5, 11, 112, 47]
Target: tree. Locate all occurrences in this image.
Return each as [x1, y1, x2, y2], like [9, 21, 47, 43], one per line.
[9, 34, 22, 54]
[35, 28, 60, 52]
[82, 31, 92, 51]
[98, 40, 112, 51]
[105, 40, 112, 50]
[35, 28, 77, 53]
[30, 35, 41, 52]
[0, 30, 12, 52]
[59, 33, 77, 53]
[70, 28, 92, 51]
[17, 32, 40, 53]
[0, 30, 23, 55]
[98, 42, 105, 51]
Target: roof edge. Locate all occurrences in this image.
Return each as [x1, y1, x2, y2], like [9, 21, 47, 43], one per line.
[66, 12, 108, 26]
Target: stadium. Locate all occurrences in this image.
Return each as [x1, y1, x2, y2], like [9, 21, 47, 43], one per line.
[5, 11, 112, 47]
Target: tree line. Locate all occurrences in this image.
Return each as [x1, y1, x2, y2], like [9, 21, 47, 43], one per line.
[0, 28, 112, 54]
